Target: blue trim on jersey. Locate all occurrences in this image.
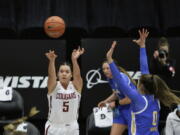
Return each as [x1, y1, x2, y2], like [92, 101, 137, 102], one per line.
[130, 95, 160, 135]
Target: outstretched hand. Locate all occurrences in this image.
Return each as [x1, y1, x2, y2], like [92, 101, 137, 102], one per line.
[71, 46, 85, 60]
[98, 101, 107, 108]
[133, 28, 149, 47]
[45, 50, 57, 61]
[106, 41, 117, 63]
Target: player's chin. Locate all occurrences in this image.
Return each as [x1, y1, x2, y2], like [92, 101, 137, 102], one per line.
[60, 79, 70, 84]
[105, 74, 111, 78]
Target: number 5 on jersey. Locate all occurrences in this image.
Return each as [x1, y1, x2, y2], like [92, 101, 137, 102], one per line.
[63, 101, 69, 112]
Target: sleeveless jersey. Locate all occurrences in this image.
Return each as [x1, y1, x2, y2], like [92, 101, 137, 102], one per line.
[130, 95, 160, 135]
[47, 81, 81, 124]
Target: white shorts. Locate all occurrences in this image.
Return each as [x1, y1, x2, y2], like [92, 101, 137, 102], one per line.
[44, 120, 79, 135]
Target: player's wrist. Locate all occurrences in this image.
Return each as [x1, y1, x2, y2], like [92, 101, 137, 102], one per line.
[139, 43, 145, 48]
[107, 58, 113, 64]
[49, 59, 55, 63]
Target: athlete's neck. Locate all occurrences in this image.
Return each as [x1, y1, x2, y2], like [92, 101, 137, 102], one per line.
[61, 82, 69, 90]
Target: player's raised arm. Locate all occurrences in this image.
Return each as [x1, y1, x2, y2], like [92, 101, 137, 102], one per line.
[106, 42, 146, 111]
[71, 47, 84, 93]
[98, 91, 118, 108]
[45, 50, 57, 94]
[133, 28, 150, 75]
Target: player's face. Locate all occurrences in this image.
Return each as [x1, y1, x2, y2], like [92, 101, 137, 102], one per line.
[58, 65, 72, 84]
[102, 63, 112, 78]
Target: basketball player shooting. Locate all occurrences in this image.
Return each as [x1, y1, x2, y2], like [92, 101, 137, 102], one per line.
[44, 47, 84, 135]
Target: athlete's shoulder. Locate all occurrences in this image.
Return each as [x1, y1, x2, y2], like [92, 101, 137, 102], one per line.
[47, 81, 62, 96]
[70, 81, 81, 94]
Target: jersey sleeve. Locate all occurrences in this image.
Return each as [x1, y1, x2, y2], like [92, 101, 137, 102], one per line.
[140, 47, 150, 75]
[109, 62, 146, 111]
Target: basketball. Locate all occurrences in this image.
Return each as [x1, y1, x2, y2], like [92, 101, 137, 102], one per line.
[44, 16, 65, 38]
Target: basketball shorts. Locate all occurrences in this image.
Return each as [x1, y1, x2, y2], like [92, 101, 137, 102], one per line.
[45, 120, 79, 135]
[113, 106, 130, 125]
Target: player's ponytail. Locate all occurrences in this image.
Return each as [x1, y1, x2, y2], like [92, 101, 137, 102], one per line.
[140, 74, 180, 107]
[153, 75, 180, 107]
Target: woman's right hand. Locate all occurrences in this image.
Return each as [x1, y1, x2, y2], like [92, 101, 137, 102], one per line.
[71, 46, 85, 61]
[45, 50, 57, 61]
[106, 41, 117, 63]
[98, 100, 107, 108]
[133, 28, 149, 48]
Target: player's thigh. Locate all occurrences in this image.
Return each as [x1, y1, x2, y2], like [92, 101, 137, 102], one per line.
[110, 123, 127, 135]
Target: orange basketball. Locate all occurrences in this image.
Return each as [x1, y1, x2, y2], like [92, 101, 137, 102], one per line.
[44, 16, 65, 38]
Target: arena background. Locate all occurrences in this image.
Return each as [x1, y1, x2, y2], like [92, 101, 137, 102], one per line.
[1, 0, 180, 135]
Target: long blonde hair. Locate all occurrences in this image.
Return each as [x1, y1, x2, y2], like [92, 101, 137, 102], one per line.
[139, 74, 180, 107]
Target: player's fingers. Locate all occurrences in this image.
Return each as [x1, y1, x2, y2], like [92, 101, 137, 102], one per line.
[146, 32, 149, 37]
[138, 30, 142, 37]
[45, 53, 48, 56]
[132, 39, 137, 43]
[77, 46, 81, 51]
[80, 48, 85, 54]
[111, 41, 117, 49]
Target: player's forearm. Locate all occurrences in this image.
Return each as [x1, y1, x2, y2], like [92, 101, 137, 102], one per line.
[109, 62, 131, 96]
[47, 60, 57, 93]
[72, 59, 81, 78]
[109, 62, 141, 101]
[48, 60, 56, 77]
[119, 97, 131, 105]
[140, 47, 150, 75]
[104, 92, 118, 103]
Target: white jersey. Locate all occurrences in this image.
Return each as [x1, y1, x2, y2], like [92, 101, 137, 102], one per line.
[47, 81, 81, 124]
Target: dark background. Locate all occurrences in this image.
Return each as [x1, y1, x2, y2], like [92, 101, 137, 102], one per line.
[1, 0, 180, 135]
[1, 0, 180, 39]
